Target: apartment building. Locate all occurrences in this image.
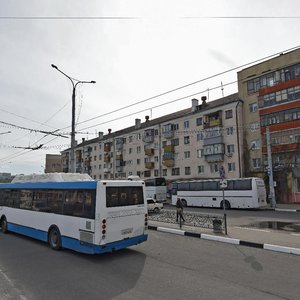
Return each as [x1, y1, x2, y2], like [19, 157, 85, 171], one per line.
[61, 93, 243, 184]
[238, 48, 300, 203]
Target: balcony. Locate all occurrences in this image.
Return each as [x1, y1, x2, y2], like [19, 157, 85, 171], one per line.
[203, 111, 222, 129]
[143, 129, 155, 143]
[163, 123, 175, 139]
[104, 143, 111, 152]
[163, 145, 175, 153]
[115, 138, 124, 151]
[145, 162, 155, 169]
[104, 154, 110, 163]
[144, 148, 154, 156]
[163, 159, 174, 167]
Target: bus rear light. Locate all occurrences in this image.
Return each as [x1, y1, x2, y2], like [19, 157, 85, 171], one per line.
[102, 234, 106, 239]
[102, 219, 106, 224]
[102, 224, 106, 229]
[102, 229, 106, 235]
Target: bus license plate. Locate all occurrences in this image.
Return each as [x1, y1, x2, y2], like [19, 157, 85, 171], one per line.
[121, 228, 133, 235]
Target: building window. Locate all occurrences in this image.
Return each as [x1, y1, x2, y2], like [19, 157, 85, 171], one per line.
[227, 144, 235, 153]
[184, 151, 190, 159]
[99, 154, 102, 160]
[137, 159, 140, 165]
[154, 169, 159, 177]
[226, 127, 234, 136]
[185, 167, 191, 175]
[172, 168, 180, 176]
[129, 136, 133, 143]
[252, 158, 261, 169]
[197, 149, 204, 158]
[196, 117, 203, 126]
[137, 146, 141, 153]
[250, 122, 260, 132]
[171, 138, 179, 146]
[163, 169, 167, 176]
[249, 103, 258, 113]
[184, 121, 189, 129]
[94, 156, 97, 161]
[210, 163, 220, 173]
[250, 140, 261, 150]
[197, 132, 204, 141]
[225, 109, 233, 119]
[228, 162, 235, 172]
[198, 165, 204, 173]
[184, 136, 190, 144]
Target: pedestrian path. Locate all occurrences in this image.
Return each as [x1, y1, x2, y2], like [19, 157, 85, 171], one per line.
[148, 204, 300, 256]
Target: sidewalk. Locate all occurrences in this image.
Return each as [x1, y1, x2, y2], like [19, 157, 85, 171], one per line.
[148, 204, 300, 256]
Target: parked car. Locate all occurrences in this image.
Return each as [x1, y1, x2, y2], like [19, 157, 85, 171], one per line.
[147, 198, 163, 213]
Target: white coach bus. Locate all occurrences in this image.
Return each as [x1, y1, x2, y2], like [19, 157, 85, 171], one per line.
[0, 173, 148, 254]
[171, 177, 267, 209]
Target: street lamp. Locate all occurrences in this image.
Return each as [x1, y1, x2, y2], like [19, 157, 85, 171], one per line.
[51, 64, 96, 173]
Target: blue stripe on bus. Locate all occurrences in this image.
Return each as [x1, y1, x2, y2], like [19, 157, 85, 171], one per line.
[0, 181, 97, 189]
[6, 222, 148, 255]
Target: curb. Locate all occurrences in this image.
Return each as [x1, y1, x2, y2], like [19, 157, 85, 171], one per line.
[148, 225, 300, 256]
[274, 208, 300, 212]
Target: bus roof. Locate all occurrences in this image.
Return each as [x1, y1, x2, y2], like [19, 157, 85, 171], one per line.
[11, 173, 94, 183]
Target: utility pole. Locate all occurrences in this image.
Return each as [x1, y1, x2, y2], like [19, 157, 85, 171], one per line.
[266, 127, 276, 208]
[51, 64, 96, 173]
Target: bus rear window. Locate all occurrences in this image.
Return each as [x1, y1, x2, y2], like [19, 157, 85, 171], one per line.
[106, 186, 144, 207]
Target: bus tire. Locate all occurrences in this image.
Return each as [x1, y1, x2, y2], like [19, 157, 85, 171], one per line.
[181, 199, 187, 207]
[1, 216, 8, 233]
[221, 200, 231, 209]
[48, 226, 61, 250]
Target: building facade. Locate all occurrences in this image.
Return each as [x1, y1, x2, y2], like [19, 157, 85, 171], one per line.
[238, 48, 300, 203]
[61, 94, 243, 185]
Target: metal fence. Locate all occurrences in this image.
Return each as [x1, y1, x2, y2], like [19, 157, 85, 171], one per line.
[148, 208, 226, 232]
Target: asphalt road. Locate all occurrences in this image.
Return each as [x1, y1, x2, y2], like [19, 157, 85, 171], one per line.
[1, 229, 300, 300]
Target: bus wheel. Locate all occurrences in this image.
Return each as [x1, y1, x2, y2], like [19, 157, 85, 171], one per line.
[48, 227, 61, 250]
[154, 207, 160, 213]
[181, 199, 187, 207]
[1, 217, 8, 233]
[221, 200, 230, 209]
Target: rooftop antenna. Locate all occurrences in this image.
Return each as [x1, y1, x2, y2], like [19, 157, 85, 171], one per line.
[207, 88, 210, 101]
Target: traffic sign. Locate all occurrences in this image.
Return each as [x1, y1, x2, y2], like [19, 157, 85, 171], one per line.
[220, 179, 227, 189]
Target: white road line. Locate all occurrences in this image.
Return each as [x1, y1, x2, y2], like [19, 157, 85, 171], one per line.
[234, 226, 271, 232]
[0, 267, 28, 300]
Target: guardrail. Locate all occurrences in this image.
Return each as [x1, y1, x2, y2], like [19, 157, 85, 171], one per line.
[148, 209, 226, 233]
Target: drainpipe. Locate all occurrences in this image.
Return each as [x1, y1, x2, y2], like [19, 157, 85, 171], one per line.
[235, 99, 243, 177]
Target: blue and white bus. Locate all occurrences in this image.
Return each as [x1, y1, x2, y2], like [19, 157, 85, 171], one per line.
[0, 173, 148, 254]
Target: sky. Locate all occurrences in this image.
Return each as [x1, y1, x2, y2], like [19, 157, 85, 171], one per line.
[0, 0, 300, 175]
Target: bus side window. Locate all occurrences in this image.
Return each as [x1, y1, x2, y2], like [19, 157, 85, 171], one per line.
[82, 191, 95, 219]
[47, 190, 63, 214]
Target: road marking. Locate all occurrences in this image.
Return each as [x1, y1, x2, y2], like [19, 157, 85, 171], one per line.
[234, 226, 271, 233]
[0, 267, 28, 300]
